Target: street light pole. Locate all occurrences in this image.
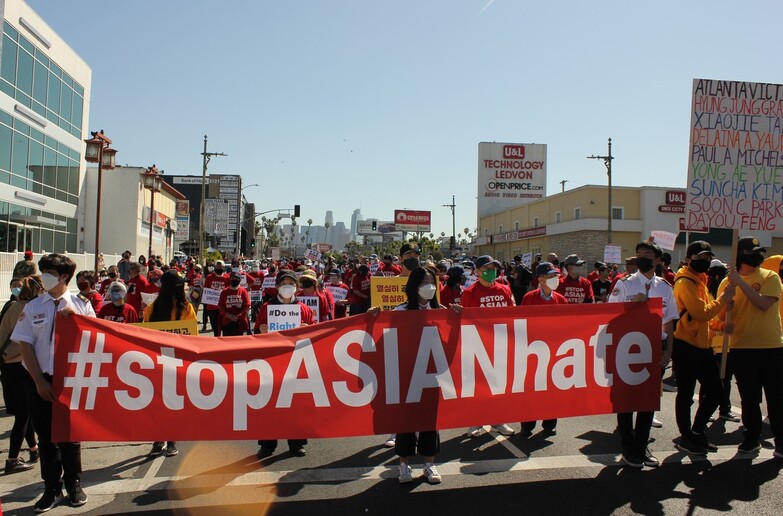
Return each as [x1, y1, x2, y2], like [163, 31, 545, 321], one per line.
[587, 138, 614, 244]
[199, 135, 227, 263]
[142, 165, 162, 261]
[84, 130, 117, 272]
[442, 195, 456, 257]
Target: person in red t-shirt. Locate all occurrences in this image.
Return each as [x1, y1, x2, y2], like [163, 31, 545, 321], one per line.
[324, 268, 350, 318]
[660, 253, 676, 285]
[610, 257, 638, 291]
[440, 265, 465, 306]
[586, 261, 605, 284]
[520, 261, 568, 435]
[378, 254, 402, 277]
[218, 271, 251, 336]
[350, 264, 372, 315]
[203, 260, 230, 336]
[76, 271, 103, 312]
[461, 255, 514, 438]
[97, 281, 139, 323]
[125, 262, 149, 315]
[98, 265, 121, 296]
[556, 254, 594, 304]
[297, 269, 334, 322]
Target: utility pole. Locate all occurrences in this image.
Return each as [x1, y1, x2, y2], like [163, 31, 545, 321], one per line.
[442, 195, 456, 257]
[560, 179, 568, 193]
[199, 135, 227, 263]
[587, 138, 614, 244]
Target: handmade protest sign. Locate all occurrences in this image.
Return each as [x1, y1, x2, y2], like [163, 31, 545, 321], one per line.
[298, 296, 320, 323]
[267, 304, 301, 332]
[686, 78, 783, 231]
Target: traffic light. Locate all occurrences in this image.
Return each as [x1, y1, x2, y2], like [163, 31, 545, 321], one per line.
[294, 204, 300, 217]
[251, 239, 256, 248]
[371, 220, 377, 231]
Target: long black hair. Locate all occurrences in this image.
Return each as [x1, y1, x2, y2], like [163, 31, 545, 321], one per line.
[149, 270, 188, 322]
[404, 266, 439, 310]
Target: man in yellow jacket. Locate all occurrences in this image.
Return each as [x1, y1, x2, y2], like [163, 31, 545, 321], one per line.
[672, 241, 735, 456]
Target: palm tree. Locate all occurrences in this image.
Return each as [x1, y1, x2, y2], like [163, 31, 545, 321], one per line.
[324, 221, 331, 246]
[306, 218, 313, 245]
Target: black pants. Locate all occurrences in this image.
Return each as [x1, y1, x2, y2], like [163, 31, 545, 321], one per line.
[672, 339, 722, 437]
[395, 431, 440, 458]
[617, 411, 654, 453]
[206, 309, 220, 336]
[732, 348, 783, 447]
[521, 420, 557, 432]
[1, 363, 37, 458]
[257, 439, 307, 451]
[23, 373, 81, 489]
[221, 322, 242, 336]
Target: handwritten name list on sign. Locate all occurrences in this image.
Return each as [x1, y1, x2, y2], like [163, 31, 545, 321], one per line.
[686, 79, 783, 231]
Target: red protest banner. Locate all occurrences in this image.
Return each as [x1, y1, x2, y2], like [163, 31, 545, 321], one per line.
[51, 301, 662, 442]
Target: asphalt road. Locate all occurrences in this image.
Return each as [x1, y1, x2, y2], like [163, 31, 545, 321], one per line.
[2, 327, 783, 514]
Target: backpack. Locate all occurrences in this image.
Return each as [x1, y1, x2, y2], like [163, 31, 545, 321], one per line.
[672, 276, 696, 331]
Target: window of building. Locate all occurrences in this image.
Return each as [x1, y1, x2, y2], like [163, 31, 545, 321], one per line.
[498, 225, 503, 234]
[555, 211, 561, 224]
[515, 221, 519, 231]
[612, 207, 624, 220]
[574, 207, 581, 220]
[483, 228, 488, 236]
[533, 216, 539, 227]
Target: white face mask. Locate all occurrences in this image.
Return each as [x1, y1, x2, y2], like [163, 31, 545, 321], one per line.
[544, 277, 560, 291]
[41, 272, 61, 292]
[418, 284, 437, 301]
[278, 284, 297, 299]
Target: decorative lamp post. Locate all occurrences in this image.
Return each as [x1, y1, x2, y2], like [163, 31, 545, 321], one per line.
[142, 165, 163, 261]
[84, 130, 117, 272]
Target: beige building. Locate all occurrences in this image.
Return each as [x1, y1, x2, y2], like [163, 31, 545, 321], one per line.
[476, 185, 783, 267]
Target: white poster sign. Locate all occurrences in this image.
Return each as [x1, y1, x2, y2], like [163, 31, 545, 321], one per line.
[325, 285, 348, 301]
[463, 274, 478, 288]
[201, 288, 222, 306]
[298, 295, 320, 323]
[267, 304, 301, 332]
[305, 248, 322, 262]
[521, 252, 532, 268]
[262, 276, 277, 289]
[603, 245, 622, 264]
[249, 290, 262, 302]
[477, 142, 547, 217]
[651, 230, 678, 251]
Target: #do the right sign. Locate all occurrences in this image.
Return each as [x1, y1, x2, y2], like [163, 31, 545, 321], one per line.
[686, 78, 783, 231]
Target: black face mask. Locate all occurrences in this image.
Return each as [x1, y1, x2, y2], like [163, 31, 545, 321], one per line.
[215, 268, 224, 275]
[740, 253, 764, 268]
[636, 257, 655, 273]
[403, 258, 419, 271]
[230, 279, 241, 287]
[108, 273, 117, 279]
[689, 259, 710, 274]
[551, 259, 559, 266]
[301, 280, 315, 289]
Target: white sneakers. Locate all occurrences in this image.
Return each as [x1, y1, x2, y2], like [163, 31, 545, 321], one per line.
[398, 463, 413, 483]
[398, 463, 442, 484]
[467, 424, 515, 437]
[384, 434, 396, 447]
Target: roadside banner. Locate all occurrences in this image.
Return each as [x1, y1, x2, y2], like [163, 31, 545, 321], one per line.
[52, 301, 663, 441]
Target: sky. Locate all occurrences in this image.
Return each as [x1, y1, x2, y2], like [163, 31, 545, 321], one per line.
[24, 0, 783, 239]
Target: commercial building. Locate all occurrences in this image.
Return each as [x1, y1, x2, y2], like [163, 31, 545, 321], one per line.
[79, 166, 185, 262]
[475, 185, 783, 266]
[0, 0, 90, 252]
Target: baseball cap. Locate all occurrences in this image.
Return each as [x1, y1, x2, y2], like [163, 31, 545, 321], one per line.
[564, 254, 585, 266]
[24, 250, 33, 259]
[215, 260, 225, 268]
[536, 262, 559, 276]
[275, 270, 298, 285]
[400, 243, 421, 256]
[474, 255, 501, 269]
[738, 236, 766, 253]
[686, 240, 714, 257]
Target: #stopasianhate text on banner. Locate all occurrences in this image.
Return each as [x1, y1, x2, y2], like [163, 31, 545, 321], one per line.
[51, 301, 662, 442]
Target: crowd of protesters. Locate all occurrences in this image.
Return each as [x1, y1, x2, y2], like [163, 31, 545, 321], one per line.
[2, 234, 783, 509]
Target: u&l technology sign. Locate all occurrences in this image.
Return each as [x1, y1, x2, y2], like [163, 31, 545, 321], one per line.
[478, 142, 547, 218]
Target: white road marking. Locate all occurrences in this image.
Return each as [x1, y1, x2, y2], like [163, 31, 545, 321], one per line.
[1, 448, 776, 498]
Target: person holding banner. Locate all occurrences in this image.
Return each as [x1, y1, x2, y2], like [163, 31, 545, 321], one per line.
[254, 270, 314, 458]
[463, 255, 515, 438]
[217, 271, 251, 336]
[671, 241, 735, 456]
[609, 241, 678, 468]
[717, 237, 783, 457]
[389, 265, 445, 484]
[12, 253, 95, 511]
[519, 262, 568, 436]
[144, 270, 196, 459]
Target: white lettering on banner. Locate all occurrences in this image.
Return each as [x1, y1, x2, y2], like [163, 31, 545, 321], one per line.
[65, 315, 653, 431]
[201, 288, 222, 306]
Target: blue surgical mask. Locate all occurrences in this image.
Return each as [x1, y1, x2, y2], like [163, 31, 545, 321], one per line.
[11, 287, 21, 297]
[110, 291, 125, 302]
